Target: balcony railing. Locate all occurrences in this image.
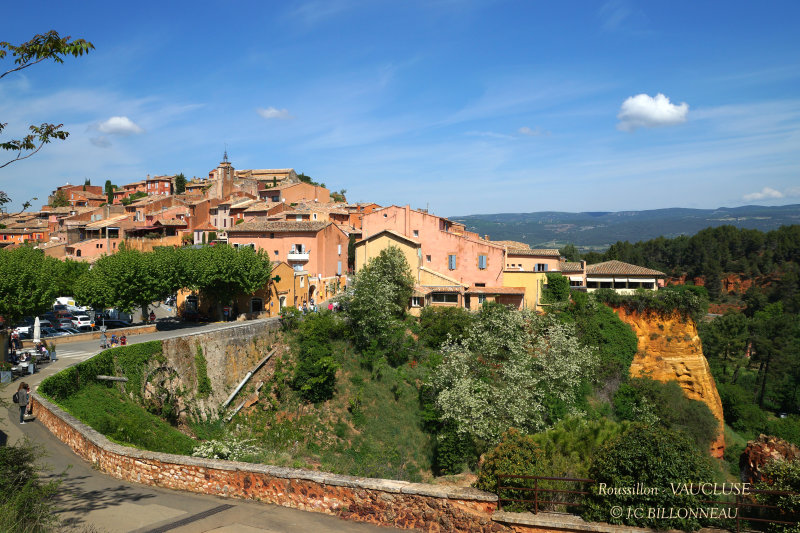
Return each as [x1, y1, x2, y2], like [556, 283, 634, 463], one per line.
[288, 249, 310, 261]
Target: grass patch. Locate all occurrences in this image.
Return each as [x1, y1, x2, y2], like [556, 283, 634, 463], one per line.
[57, 383, 197, 454]
[226, 339, 433, 481]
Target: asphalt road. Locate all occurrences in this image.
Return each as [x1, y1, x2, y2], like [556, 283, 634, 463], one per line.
[2, 320, 405, 533]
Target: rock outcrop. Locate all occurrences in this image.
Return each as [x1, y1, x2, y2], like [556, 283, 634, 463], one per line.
[613, 307, 725, 458]
[740, 434, 800, 484]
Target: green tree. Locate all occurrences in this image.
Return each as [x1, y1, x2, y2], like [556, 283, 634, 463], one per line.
[418, 306, 474, 349]
[583, 424, 714, 531]
[1, 31, 94, 169]
[80, 248, 163, 317]
[185, 244, 272, 320]
[754, 458, 800, 533]
[543, 272, 570, 303]
[431, 306, 597, 445]
[613, 377, 719, 450]
[292, 311, 343, 403]
[51, 258, 90, 297]
[104, 179, 116, 204]
[346, 246, 414, 351]
[0, 247, 59, 324]
[699, 311, 749, 382]
[174, 173, 187, 194]
[50, 189, 68, 207]
[559, 243, 580, 262]
[347, 233, 356, 272]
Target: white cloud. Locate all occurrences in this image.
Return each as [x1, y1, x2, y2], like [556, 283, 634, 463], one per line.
[617, 93, 689, 132]
[518, 126, 549, 136]
[743, 187, 787, 201]
[257, 107, 294, 120]
[97, 116, 144, 135]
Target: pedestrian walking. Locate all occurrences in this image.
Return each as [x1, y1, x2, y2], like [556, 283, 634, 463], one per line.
[15, 382, 30, 424]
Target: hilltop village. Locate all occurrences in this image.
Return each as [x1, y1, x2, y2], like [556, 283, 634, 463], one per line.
[0, 154, 665, 316]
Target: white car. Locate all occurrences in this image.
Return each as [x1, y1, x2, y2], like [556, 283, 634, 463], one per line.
[72, 315, 93, 329]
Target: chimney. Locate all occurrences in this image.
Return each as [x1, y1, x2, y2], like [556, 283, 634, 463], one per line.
[485, 234, 490, 241]
[581, 260, 586, 270]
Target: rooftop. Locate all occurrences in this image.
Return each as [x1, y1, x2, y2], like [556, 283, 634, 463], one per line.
[227, 220, 329, 233]
[507, 248, 561, 257]
[586, 260, 666, 277]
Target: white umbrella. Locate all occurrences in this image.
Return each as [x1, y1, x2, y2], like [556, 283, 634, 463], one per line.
[33, 317, 41, 344]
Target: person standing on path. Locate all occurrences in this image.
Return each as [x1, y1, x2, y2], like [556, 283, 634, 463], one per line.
[16, 382, 30, 424]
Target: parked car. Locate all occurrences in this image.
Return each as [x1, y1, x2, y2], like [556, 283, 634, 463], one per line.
[72, 315, 93, 329]
[58, 327, 81, 335]
[101, 319, 132, 329]
[57, 318, 74, 328]
[41, 327, 70, 337]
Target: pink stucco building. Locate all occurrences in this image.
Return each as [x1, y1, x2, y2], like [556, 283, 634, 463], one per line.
[227, 220, 349, 302]
[361, 205, 506, 287]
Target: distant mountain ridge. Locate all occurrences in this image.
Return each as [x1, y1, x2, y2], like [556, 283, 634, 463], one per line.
[450, 204, 800, 250]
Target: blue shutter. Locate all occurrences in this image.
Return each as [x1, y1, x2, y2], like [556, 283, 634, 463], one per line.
[479, 255, 487, 269]
[449, 255, 456, 270]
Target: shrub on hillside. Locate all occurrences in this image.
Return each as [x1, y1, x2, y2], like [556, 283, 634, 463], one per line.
[433, 423, 477, 476]
[613, 377, 719, 450]
[754, 458, 800, 532]
[543, 272, 570, 303]
[346, 246, 413, 352]
[593, 287, 706, 322]
[280, 306, 302, 331]
[430, 306, 597, 446]
[0, 440, 61, 532]
[717, 382, 767, 436]
[475, 428, 542, 512]
[292, 311, 342, 403]
[767, 416, 800, 447]
[559, 291, 638, 382]
[418, 306, 474, 349]
[583, 424, 714, 531]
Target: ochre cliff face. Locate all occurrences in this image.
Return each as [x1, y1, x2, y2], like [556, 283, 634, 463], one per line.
[613, 307, 725, 459]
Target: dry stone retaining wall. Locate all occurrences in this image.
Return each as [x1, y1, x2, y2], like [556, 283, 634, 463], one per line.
[31, 393, 504, 532]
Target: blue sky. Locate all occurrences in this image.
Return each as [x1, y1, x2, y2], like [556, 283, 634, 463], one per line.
[1, 1, 799, 216]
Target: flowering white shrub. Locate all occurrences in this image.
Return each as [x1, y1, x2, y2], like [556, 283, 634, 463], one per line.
[430, 305, 597, 445]
[191, 437, 260, 461]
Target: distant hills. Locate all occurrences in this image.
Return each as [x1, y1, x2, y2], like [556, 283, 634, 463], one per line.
[450, 204, 800, 251]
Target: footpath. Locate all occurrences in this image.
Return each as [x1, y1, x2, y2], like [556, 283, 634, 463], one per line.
[3, 321, 403, 533]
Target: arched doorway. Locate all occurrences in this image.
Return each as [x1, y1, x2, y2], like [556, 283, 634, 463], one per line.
[251, 298, 263, 313]
[279, 296, 286, 311]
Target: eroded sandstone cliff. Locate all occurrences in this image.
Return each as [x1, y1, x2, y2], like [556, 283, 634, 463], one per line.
[613, 307, 726, 458]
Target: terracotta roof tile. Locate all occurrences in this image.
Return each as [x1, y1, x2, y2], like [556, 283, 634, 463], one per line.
[507, 248, 561, 257]
[466, 286, 525, 295]
[586, 260, 665, 277]
[559, 261, 584, 273]
[228, 220, 329, 233]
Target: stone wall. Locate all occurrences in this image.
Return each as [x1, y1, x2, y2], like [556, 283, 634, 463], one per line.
[31, 393, 503, 533]
[157, 319, 280, 420]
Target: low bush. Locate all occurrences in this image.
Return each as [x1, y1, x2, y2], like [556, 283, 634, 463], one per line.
[718, 382, 767, 436]
[593, 287, 706, 322]
[766, 416, 800, 447]
[418, 306, 474, 349]
[543, 272, 570, 303]
[0, 440, 62, 532]
[475, 428, 543, 512]
[614, 377, 719, 450]
[583, 424, 714, 531]
[433, 423, 477, 475]
[292, 311, 342, 403]
[754, 458, 800, 532]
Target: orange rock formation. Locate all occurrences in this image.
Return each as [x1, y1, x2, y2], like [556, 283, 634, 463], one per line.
[613, 307, 726, 458]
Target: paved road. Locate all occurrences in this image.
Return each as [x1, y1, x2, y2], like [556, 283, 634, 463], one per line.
[2, 320, 405, 533]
